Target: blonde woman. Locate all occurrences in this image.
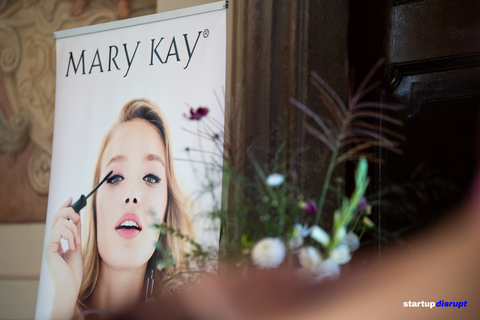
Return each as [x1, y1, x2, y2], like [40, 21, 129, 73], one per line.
[45, 98, 193, 319]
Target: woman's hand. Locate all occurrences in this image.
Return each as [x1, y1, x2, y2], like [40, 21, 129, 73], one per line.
[45, 197, 83, 319]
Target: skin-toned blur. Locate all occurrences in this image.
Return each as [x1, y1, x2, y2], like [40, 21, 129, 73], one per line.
[97, 119, 167, 271]
[116, 177, 480, 320]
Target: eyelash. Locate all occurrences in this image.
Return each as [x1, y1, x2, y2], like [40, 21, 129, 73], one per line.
[143, 174, 161, 185]
[106, 174, 161, 185]
[107, 174, 124, 184]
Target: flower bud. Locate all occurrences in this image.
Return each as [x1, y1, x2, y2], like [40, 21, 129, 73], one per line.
[304, 200, 318, 214]
[335, 226, 346, 242]
[363, 217, 374, 228]
[358, 198, 368, 212]
[310, 225, 330, 247]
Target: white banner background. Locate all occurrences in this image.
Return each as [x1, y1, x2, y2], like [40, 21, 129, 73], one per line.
[36, 8, 225, 319]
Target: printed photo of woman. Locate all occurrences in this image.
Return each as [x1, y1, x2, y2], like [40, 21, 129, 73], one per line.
[45, 98, 193, 319]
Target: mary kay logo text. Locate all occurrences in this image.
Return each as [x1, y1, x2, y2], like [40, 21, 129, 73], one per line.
[65, 30, 205, 77]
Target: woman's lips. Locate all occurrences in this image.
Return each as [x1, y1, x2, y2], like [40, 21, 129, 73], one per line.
[116, 228, 141, 239]
[115, 213, 142, 239]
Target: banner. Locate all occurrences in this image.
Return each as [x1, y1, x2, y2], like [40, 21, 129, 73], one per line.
[36, 3, 226, 319]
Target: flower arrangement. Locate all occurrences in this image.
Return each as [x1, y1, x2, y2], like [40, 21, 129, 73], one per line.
[154, 59, 403, 291]
[249, 157, 371, 282]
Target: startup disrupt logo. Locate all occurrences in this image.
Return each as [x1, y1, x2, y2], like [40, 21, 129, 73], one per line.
[65, 30, 205, 78]
[403, 300, 468, 309]
[436, 300, 468, 308]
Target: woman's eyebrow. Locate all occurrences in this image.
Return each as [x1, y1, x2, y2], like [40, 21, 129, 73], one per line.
[145, 153, 165, 168]
[105, 155, 127, 169]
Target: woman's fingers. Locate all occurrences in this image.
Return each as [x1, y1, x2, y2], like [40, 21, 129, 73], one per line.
[58, 197, 81, 245]
[48, 223, 76, 254]
[59, 197, 73, 210]
[60, 226, 76, 252]
[51, 203, 80, 233]
[53, 220, 78, 251]
[59, 219, 79, 249]
[46, 197, 83, 261]
[76, 212, 82, 245]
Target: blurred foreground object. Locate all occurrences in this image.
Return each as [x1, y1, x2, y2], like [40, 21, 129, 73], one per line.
[117, 197, 480, 319]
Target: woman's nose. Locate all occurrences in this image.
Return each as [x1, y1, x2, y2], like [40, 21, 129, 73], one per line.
[124, 190, 141, 205]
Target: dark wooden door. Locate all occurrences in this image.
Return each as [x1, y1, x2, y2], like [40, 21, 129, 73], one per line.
[350, 0, 480, 239]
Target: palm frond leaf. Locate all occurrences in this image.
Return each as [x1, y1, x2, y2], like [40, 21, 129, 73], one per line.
[290, 58, 404, 219]
[345, 128, 399, 149]
[350, 120, 406, 141]
[351, 57, 385, 105]
[290, 98, 335, 145]
[348, 111, 403, 127]
[309, 77, 346, 128]
[304, 122, 335, 151]
[351, 102, 403, 112]
[311, 71, 348, 116]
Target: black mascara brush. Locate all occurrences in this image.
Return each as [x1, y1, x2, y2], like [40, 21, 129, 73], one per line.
[70, 170, 113, 213]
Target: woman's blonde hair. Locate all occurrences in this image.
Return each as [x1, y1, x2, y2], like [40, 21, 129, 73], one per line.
[76, 98, 193, 312]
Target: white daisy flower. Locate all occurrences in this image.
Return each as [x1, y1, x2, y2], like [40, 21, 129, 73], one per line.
[251, 237, 286, 269]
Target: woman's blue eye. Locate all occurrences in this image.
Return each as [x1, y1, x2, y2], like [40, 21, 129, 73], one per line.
[107, 174, 124, 184]
[143, 174, 160, 184]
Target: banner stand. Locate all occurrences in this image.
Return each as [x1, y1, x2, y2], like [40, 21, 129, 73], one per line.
[36, 2, 227, 319]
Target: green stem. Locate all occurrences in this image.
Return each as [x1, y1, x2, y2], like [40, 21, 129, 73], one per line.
[359, 227, 366, 240]
[315, 135, 343, 225]
[278, 208, 284, 233]
[351, 212, 362, 233]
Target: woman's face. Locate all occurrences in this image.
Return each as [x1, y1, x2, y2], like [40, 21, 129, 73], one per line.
[96, 119, 168, 270]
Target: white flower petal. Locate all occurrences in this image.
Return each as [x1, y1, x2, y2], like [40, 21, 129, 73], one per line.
[266, 173, 284, 187]
[251, 237, 286, 269]
[298, 246, 322, 272]
[310, 225, 330, 247]
[335, 227, 347, 242]
[330, 244, 351, 265]
[288, 236, 303, 250]
[313, 258, 341, 282]
[300, 223, 311, 237]
[341, 231, 360, 252]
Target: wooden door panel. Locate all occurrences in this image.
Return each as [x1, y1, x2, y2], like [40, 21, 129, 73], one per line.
[390, 0, 480, 62]
[350, 0, 480, 237]
[378, 59, 480, 231]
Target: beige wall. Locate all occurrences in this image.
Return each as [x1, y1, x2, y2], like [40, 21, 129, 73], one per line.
[156, 0, 218, 13]
[0, 224, 45, 319]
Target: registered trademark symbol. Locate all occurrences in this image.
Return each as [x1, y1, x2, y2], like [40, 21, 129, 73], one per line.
[203, 29, 209, 38]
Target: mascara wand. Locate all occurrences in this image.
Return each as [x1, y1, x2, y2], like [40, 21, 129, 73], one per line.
[70, 170, 113, 213]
